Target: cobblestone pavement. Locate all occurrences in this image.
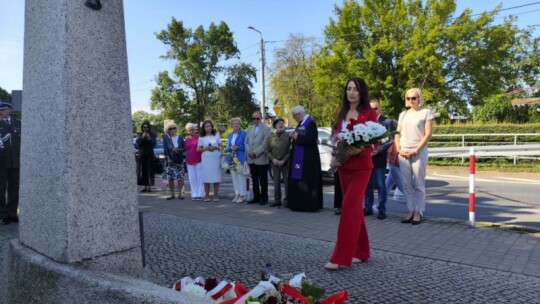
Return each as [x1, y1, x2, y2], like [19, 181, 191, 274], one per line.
[0, 222, 18, 266]
[2, 170, 540, 303]
[143, 212, 540, 304]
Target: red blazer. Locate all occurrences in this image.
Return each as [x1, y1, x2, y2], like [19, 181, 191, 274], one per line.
[334, 109, 378, 171]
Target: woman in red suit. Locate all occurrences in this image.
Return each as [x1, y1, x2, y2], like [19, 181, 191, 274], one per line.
[325, 77, 377, 270]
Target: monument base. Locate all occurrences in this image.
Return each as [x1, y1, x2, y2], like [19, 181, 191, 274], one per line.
[0, 240, 212, 304]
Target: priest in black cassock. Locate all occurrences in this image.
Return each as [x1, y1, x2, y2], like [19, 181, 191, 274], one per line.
[287, 105, 323, 212]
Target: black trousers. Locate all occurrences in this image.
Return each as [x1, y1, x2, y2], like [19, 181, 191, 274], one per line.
[249, 164, 269, 202]
[0, 167, 20, 219]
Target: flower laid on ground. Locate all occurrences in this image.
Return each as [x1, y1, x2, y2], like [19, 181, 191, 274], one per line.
[222, 152, 241, 173]
[329, 119, 391, 174]
[172, 273, 348, 304]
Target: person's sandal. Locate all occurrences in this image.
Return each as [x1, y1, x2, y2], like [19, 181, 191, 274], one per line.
[204, 197, 210, 202]
[166, 195, 175, 200]
[213, 196, 219, 202]
[323, 262, 339, 270]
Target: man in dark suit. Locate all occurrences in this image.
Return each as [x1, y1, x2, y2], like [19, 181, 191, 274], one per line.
[364, 99, 397, 220]
[0, 100, 21, 225]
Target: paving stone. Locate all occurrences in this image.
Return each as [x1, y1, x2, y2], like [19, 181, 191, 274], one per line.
[141, 212, 540, 303]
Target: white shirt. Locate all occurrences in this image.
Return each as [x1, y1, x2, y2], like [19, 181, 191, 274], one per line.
[398, 108, 434, 149]
[171, 135, 179, 148]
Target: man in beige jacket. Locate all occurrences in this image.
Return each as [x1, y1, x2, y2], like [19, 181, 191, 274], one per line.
[245, 111, 271, 205]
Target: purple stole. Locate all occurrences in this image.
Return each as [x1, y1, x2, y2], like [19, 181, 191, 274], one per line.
[291, 116, 314, 180]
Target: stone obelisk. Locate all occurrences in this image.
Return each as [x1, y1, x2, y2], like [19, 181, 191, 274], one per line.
[17, 0, 143, 277]
[1, 1, 212, 302]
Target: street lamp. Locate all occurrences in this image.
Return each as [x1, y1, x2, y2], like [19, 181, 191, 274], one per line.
[248, 26, 266, 119]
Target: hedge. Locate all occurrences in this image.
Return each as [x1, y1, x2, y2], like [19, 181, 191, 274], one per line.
[430, 123, 540, 145]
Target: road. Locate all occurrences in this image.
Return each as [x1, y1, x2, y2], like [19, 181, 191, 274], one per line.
[321, 167, 540, 229]
[151, 166, 540, 230]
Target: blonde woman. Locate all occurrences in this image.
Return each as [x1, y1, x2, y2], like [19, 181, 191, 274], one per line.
[225, 117, 247, 203]
[197, 120, 222, 202]
[395, 88, 434, 225]
[163, 122, 185, 200]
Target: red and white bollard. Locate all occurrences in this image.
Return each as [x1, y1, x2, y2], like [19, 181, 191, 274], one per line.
[469, 147, 476, 227]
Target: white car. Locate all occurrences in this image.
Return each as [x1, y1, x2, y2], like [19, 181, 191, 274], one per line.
[317, 127, 334, 178]
[281, 127, 335, 179]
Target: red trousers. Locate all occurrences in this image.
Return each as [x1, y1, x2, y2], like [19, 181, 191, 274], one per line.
[330, 168, 371, 266]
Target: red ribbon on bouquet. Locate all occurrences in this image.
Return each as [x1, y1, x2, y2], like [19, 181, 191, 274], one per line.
[319, 290, 349, 304]
[279, 283, 311, 304]
[219, 281, 249, 304]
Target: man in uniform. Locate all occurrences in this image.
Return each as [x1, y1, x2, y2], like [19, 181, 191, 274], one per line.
[0, 100, 21, 225]
[266, 118, 290, 207]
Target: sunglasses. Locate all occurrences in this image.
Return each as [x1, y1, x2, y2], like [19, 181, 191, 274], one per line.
[372, 107, 379, 110]
[252, 117, 261, 120]
[406, 97, 417, 101]
[168, 127, 177, 130]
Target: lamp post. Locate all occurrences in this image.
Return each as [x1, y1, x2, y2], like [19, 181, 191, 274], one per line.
[248, 26, 266, 119]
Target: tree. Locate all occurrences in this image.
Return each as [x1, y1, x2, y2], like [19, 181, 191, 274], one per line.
[211, 63, 259, 128]
[0, 86, 11, 102]
[313, 0, 540, 120]
[269, 34, 335, 126]
[132, 111, 163, 133]
[155, 19, 239, 123]
[472, 94, 530, 123]
[149, 71, 191, 127]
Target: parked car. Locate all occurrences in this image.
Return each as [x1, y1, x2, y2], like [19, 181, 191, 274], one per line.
[449, 111, 467, 120]
[317, 127, 334, 178]
[279, 127, 334, 179]
[153, 139, 166, 173]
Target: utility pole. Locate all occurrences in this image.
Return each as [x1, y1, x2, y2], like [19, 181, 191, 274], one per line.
[248, 26, 266, 119]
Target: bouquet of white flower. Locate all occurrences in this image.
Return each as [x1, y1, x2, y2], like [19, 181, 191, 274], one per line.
[329, 119, 391, 174]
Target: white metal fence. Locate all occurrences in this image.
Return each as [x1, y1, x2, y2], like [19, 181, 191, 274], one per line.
[429, 133, 540, 164]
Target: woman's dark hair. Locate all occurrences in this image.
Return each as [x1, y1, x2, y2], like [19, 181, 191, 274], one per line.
[141, 121, 152, 132]
[200, 120, 216, 136]
[333, 77, 370, 129]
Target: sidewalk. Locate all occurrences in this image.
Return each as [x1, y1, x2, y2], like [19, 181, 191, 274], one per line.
[138, 176, 540, 278]
[2, 173, 540, 303]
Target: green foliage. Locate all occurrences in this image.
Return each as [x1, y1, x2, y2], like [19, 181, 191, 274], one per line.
[155, 19, 240, 123]
[132, 111, 163, 133]
[430, 122, 540, 148]
[0, 86, 11, 102]
[211, 63, 259, 128]
[300, 279, 326, 302]
[433, 122, 540, 135]
[269, 34, 335, 126]
[150, 71, 191, 127]
[311, 0, 540, 121]
[473, 94, 531, 123]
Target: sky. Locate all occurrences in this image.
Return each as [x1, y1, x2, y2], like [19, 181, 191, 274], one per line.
[1, 1, 539, 114]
